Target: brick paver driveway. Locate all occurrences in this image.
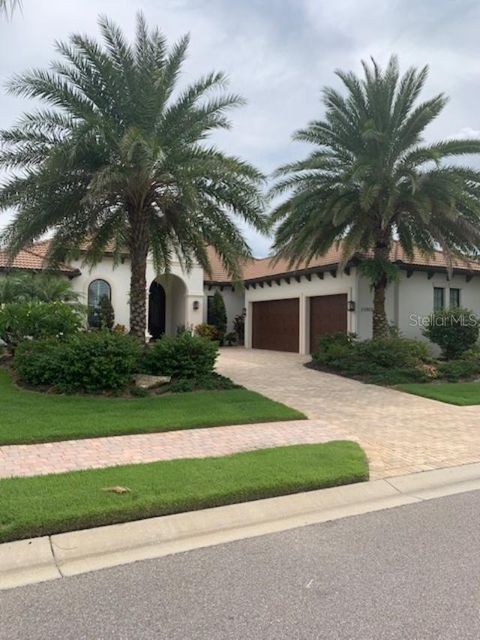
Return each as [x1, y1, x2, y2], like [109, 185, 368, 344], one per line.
[217, 348, 480, 479]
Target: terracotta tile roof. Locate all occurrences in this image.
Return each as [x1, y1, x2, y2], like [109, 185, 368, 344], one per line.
[205, 242, 480, 283]
[3, 239, 478, 282]
[0, 242, 79, 275]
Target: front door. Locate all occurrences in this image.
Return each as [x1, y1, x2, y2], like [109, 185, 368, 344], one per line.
[148, 281, 166, 339]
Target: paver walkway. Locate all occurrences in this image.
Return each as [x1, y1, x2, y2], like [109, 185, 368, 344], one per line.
[0, 420, 339, 479]
[3, 347, 480, 480]
[217, 348, 480, 479]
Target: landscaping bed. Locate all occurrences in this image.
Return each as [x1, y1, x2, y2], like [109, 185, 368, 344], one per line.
[0, 369, 304, 445]
[0, 441, 368, 543]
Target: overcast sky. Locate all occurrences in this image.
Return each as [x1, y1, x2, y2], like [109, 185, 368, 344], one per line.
[1, 0, 480, 256]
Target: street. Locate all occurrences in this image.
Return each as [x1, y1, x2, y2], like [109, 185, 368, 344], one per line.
[2, 490, 480, 639]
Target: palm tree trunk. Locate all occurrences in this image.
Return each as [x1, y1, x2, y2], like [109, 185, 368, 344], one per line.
[128, 213, 149, 341]
[372, 241, 390, 340]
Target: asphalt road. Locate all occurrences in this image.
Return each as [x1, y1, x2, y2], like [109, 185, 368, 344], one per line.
[2, 490, 480, 640]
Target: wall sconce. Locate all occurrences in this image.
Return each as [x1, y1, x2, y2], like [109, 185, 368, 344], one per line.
[347, 300, 356, 312]
[193, 300, 200, 311]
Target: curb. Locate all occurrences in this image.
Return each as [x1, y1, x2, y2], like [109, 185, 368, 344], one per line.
[3, 461, 480, 591]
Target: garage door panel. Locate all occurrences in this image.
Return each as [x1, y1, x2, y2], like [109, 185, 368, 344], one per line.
[252, 298, 299, 352]
[309, 294, 347, 353]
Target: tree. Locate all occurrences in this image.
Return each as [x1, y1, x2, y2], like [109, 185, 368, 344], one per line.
[210, 290, 227, 342]
[270, 56, 480, 338]
[0, 13, 266, 340]
[97, 294, 115, 329]
[0, 0, 21, 18]
[0, 270, 81, 305]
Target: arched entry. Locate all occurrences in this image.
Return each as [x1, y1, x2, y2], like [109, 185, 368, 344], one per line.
[148, 281, 166, 339]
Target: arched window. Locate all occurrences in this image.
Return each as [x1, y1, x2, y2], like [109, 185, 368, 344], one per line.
[88, 279, 111, 328]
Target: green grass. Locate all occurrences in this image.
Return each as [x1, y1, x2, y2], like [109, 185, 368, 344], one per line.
[0, 369, 304, 445]
[398, 381, 480, 405]
[0, 441, 368, 543]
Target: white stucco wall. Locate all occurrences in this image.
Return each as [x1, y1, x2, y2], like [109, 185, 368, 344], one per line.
[69, 253, 480, 351]
[70, 254, 205, 335]
[356, 269, 480, 342]
[396, 270, 480, 341]
[203, 285, 245, 332]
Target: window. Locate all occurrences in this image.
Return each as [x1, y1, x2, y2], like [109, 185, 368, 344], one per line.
[433, 287, 445, 311]
[449, 288, 461, 308]
[88, 279, 111, 327]
[207, 296, 215, 325]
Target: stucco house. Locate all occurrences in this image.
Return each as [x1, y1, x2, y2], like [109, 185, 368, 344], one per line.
[2, 240, 480, 355]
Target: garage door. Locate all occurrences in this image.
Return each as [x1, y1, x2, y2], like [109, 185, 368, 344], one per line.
[252, 298, 299, 352]
[309, 294, 348, 353]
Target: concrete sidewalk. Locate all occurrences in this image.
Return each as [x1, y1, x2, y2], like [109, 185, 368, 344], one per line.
[3, 461, 480, 591]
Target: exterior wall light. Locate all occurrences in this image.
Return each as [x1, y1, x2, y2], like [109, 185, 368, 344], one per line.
[347, 300, 356, 312]
[193, 300, 200, 311]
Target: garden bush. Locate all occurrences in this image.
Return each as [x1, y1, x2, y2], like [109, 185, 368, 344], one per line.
[142, 332, 218, 379]
[423, 307, 479, 359]
[365, 367, 430, 385]
[354, 336, 431, 369]
[15, 331, 141, 393]
[312, 333, 431, 384]
[437, 359, 480, 382]
[14, 339, 65, 386]
[195, 323, 219, 340]
[210, 290, 227, 343]
[0, 301, 83, 350]
[169, 373, 239, 393]
[233, 310, 245, 345]
[313, 332, 356, 366]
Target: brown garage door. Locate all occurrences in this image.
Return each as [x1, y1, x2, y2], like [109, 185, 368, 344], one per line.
[309, 294, 348, 353]
[252, 298, 299, 352]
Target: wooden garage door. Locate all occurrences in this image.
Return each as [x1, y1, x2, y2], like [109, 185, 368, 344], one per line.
[309, 294, 348, 353]
[252, 299, 299, 352]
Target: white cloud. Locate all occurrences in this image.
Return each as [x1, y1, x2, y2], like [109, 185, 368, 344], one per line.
[1, 0, 480, 255]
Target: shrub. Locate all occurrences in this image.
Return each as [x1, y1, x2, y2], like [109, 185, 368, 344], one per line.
[354, 336, 431, 369]
[15, 331, 141, 393]
[14, 339, 64, 387]
[98, 295, 115, 329]
[423, 307, 480, 359]
[0, 270, 81, 305]
[313, 332, 356, 366]
[224, 331, 237, 346]
[210, 290, 227, 342]
[142, 332, 218, 379]
[130, 386, 150, 398]
[233, 310, 245, 345]
[195, 323, 219, 340]
[365, 367, 430, 385]
[437, 359, 480, 382]
[312, 333, 431, 384]
[0, 301, 83, 350]
[169, 373, 239, 393]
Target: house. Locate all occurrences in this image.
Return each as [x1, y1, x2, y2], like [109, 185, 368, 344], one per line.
[2, 240, 480, 354]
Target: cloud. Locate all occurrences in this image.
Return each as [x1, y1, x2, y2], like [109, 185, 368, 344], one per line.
[1, 0, 480, 255]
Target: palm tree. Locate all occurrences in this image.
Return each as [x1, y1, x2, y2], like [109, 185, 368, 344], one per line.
[0, 270, 81, 305]
[0, 14, 266, 339]
[270, 56, 480, 338]
[0, 0, 21, 17]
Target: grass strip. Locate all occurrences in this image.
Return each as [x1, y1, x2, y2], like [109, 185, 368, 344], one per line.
[397, 382, 480, 405]
[0, 441, 368, 543]
[0, 369, 304, 445]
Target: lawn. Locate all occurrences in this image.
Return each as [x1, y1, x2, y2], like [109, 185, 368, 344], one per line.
[398, 382, 480, 406]
[0, 369, 304, 445]
[0, 441, 368, 543]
